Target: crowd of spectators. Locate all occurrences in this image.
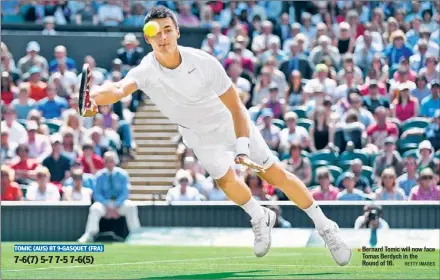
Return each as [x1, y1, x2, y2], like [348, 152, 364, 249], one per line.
[1, 32, 140, 202]
[169, 0, 440, 202]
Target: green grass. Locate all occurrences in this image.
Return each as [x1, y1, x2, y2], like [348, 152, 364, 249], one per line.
[1, 243, 439, 279]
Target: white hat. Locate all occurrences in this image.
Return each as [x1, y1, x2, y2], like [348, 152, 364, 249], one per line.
[418, 140, 433, 151]
[26, 41, 40, 52]
[122, 33, 139, 45]
[27, 120, 39, 131]
[174, 169, 193, 185]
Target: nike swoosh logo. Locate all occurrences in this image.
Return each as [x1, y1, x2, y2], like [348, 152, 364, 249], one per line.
[263, 157, 269, 164]
[188, 68, 196, 74]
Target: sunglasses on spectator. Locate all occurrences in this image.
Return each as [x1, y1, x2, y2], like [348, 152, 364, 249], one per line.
[37, 174, 47, 178]
[421, 176, 433, 180]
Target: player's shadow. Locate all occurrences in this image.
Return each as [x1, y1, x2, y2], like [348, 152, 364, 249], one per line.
[141, 270, 346, 279]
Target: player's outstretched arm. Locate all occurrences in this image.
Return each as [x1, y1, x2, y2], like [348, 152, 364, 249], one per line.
[91, 77, 138, 106]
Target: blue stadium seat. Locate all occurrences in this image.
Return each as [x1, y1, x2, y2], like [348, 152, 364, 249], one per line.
[398, 134, 425, 153]
[308, 149, 338, 167]
[339, 150, 370, 167]
[290, 106, 307, 119]
[297, 118, 313, 131]
[401, 117, 430, 132]
[44, 120, 61, 134]
[272, 119, 285, 130]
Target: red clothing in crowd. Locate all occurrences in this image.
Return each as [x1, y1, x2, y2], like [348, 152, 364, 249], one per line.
[394, 99, 417, 122]
[79, 154, 104, 174]
[1, 182, 23, 201]
[11, 159, 39, 172]
[1, 90, 14, 105]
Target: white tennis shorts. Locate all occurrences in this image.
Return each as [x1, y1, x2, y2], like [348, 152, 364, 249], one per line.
[179, 120, 276, 180]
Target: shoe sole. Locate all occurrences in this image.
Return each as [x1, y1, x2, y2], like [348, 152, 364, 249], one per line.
[255, 209, 277, 258]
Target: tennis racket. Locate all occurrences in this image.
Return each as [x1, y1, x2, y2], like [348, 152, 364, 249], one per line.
[78, 63, 92, 116]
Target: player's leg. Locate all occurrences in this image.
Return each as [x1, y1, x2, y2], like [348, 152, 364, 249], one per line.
[180, 126, 275, 257]
[117, 200, 141, 232]
[248, 125, 351, 266]
[78, 202, 106, 243]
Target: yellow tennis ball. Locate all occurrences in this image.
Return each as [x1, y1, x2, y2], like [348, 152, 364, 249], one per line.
[143, 21, 160, 37]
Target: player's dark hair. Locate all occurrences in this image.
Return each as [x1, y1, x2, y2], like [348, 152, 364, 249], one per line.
[144, 5, 178, 28]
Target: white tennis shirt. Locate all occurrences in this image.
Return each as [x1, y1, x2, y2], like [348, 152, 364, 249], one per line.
[126, 46, 234, 133]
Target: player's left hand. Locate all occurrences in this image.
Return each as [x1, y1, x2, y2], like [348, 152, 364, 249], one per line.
[82, 98, 98, 117]
[235, 155, 265, 173]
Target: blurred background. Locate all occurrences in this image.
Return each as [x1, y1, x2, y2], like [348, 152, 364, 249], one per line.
[1, 0, 439, 243]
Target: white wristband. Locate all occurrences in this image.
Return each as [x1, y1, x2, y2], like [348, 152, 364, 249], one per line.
[236, 137, 250, 157]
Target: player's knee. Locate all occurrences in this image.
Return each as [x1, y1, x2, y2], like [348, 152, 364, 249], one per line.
[215, 169, 237, 190]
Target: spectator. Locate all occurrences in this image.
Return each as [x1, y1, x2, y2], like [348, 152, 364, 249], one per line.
[10, 144, 39, 185]
[166, 169, 203, 201]
[412, 75, 431, 104]
[26, 121, 52, 163]
[425, 110, 440, 151]
[258, 108, 280, 151]
[123, 3, 146, 27]
[300, 13, 316, 42]
[226, 60, 251, 96]
[279, 41, 313, 81]
[309, 106, 333, 152]
[79, 142, 104, 175]
[177, 2, 200, 27]
[263, 85, 284, 120]
[280, 141, 312, 187]
[252, 67, 271, 106]
[392, 82, 420, 122]
[1, 106, 28, 146]
[420, 80, 440, 118]
[334, 22, 355, 55]
[408, 168, 440, 201]
[410, 39, 428, 73]
[11, 84, 36, 120]
[383, 30, 413, 68]
[337, 172, 367, 201]
[354, 31, 379, 72]
[421, 8, 436, 33]
[78, 151, 141, 243]
[1, 165, 23, 201]
[310, 167, 339, 200]
[260, 39, 288, 67]
[0, 128, 16, 165]
[279, 112, 310, 154]
[367, 107, 399, 150]
[204, 178, 227, 201]
[418, 55, 439, 83]
[117, 33, 144, 71]
[336, 159, 372, 193]
[37, 83, 68, 119]
[417, 140, 439, 175]
[88, 126, 109, 158]
[182, 157, 209, 195]
[98, 0, 123, 26]
[74, 0, 98, 25]
[25, 66, 48, 101]
[246, 172, 268, 201]
[397, 155, 419, 196]
[51, 61, 78, 93]
[333, 110, 365, 152]
[362, 80, 390, 113]
[375, 168, 406, 200]
[285, 70, 305, 108]
[304, 64, 337, 102]
[373, 136, 405, 180]
[251, 20, 280, 55]
[62, 168, 92, 203]
[25, 166, 60, 201]
[42, 134, 72, 184]
[342, 91, 376, 129]
[309, 36, 341, 70]
[63, 160, 95, 191]
[1, 72, 18, 106]
[60, 109, 87, 146]
[42, 16, 57, 35]
[27, 109, 50, 136]
[48, 45, 76, 73]
[17, 41, 49, 79]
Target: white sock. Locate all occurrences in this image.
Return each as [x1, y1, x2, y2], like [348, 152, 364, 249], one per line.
[241, 197, 265, 220]
[303, 202, 330, 230]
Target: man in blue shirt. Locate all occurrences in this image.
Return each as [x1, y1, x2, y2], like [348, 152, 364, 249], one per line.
[336, 173, 368, 201]
[36, 83, 68, 119]
[77, 151, 140, 243]
[420, 80, 440, 118]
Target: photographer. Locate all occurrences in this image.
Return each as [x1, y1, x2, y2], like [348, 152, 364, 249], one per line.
[354, 204, 390, 229]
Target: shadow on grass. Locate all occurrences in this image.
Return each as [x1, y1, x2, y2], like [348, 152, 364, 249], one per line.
[141, 270, 346, 279]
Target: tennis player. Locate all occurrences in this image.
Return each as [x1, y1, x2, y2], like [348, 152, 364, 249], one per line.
[82, 6, 351, 265]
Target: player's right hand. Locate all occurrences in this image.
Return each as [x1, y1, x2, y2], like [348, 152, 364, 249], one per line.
[235, 155, 265, 173]
[82, 98, 98, 117]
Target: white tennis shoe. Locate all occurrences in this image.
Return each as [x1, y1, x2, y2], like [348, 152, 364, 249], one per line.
[251, 207, 276, 257]
[319, 220, 352, 266]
